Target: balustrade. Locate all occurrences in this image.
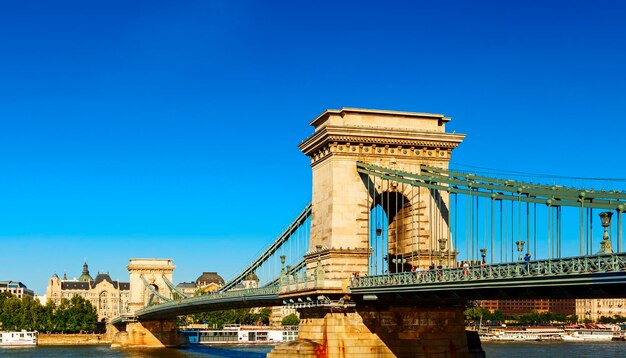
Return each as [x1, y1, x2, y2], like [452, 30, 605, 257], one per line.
[352, 253, 626, 288]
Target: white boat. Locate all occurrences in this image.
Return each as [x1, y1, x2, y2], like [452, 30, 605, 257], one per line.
[563, 328, 619, 342]
[182, 324, 298, 344]
[0, 331, 38, 346]
[480, 327, 564, 342]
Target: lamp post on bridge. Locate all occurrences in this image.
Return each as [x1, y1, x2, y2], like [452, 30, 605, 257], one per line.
[280, 255, 286, 275]
[515, 241, 525, 262]
[438, 238, 447, 267]
[280, 255, 287, 286]
[598, 212, 614, 254]
[480, 248, 487, 264]
[391, 257, 407, 273]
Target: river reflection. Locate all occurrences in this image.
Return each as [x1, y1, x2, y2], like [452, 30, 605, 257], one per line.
[2, 342, 626, 357]
[483, 341, 626, 358]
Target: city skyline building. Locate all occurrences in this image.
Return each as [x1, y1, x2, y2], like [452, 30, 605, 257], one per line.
[481, 298, 626, 322]
[0, 281, 35, 299]
[576, 298, 626, 322]
[45, 260, 130, 321]
[480, 299, 576, 317]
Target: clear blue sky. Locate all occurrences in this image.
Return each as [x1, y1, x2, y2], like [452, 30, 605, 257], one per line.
[1, 1, 625, 295]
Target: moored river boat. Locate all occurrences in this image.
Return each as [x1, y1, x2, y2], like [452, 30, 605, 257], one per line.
[480, 327, 564, 342]
[0, 331, 38, 346]
[563, 324, 621, 342]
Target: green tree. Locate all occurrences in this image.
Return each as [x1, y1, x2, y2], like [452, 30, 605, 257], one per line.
[566, 314, 579, 324]
[54, 298, 71, 332]
[254, 308, 271, 326]
[491, 310, 505, 322]
[599, 315, 615, 324]
[1, 295, 22, 330]
[48, 295, 97, 333]
[41, 300, 56, 332]
[0, 294, 50, 331]
[189, 307, 273, 329]
[541, 311, 557, 324]
[281, 313, 300, 326]
[464, 307, 489, 322]
[67, 296, 98, 332]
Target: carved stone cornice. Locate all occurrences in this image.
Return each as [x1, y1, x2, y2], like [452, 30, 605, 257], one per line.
[299, 125, 465, 167]
[126, 265, 175, 272]
[304, 246, 371, 262]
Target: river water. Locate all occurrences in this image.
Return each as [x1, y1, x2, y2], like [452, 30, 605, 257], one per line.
[2, 342, 626, 357]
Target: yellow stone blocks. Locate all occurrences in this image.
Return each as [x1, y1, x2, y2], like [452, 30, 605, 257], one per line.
[270, 305, 470, 357]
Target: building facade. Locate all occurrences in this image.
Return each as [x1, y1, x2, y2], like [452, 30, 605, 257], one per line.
[576, 298, 626, 322]
[175, 271, 260, 295]
[195, 272, 226, 293]
[481, 298, 626, 322]
[480, 299, 576, 316]
[45, 261, 130, 321]
[0, 281, 34, 299]
[175, 282, 198, 297]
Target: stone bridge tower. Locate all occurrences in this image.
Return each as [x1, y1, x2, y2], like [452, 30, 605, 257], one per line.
[299, 108, 465, 292]
[109, 258, 183, 348]
[269, 109, 474, 357]
[127, 258, 175, 314]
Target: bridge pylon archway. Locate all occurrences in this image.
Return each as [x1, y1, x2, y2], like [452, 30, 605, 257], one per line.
[127, 258, 175, 314]
[299, 108, 465, 292]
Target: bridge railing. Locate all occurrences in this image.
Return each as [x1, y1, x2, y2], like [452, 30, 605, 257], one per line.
[278, 269, 325, 293]
[188, 285, 279, 302]
[135, 285, 281, 317]
[351, 253, 626, 288]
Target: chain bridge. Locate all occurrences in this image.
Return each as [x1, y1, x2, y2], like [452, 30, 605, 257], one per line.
[109, 108, 626, 357]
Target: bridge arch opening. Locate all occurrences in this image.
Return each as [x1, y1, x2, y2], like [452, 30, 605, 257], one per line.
[370, 190, 416, 275]
[145, 283, 161, 305]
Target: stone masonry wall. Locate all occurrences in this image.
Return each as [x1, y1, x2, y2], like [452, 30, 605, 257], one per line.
[269, 304, 470, 358]
[39, 333, 110, 345]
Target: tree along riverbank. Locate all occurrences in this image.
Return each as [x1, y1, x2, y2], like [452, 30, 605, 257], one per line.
[0, 292, 98, 332]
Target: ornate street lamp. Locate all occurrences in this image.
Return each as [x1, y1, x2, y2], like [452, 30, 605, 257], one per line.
[280, 255, 286, 275]
[480, 248, 487, 264]
[515, 241, 525, 261]
[391, 257, 407, 272]
[438, 238, 447, 266]
[598, 212, 614, 254]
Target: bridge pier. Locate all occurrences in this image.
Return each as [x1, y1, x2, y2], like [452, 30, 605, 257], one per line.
[110, 319, 187, 348]
[269, 303, 483, 358]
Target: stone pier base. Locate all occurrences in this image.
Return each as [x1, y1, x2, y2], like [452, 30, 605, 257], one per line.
[269, 304, 483, 358]
[111, 320, 187, 348]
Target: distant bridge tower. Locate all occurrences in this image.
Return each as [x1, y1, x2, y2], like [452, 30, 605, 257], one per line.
[299, 108, 465, 291]
[127, 258, 175, 314]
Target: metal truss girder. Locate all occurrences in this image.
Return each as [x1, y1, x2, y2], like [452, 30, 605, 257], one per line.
[357, 162, 624, 210]
[220, 203, 311, 292]
[135, 285, 281, 320]
[421, 165, 626, 201]
[161, 274, 189, 299]
[140, 274, 171, 302]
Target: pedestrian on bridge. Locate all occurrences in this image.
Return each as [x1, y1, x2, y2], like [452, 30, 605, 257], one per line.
[463, 261, 470, 276]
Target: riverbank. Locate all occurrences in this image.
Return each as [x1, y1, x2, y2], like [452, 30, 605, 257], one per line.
[38, 333, 110, 345]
